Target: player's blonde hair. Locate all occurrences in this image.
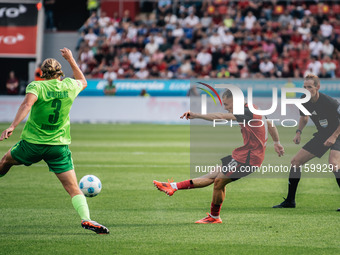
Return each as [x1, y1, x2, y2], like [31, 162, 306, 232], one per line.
[40, 58, 64, 79]
[304, 73, 320, 87]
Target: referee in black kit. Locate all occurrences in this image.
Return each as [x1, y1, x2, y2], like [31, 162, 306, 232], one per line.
[273, 74, 340, 211]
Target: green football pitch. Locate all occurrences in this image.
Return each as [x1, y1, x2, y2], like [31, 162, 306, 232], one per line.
[0, 123, 338, 255]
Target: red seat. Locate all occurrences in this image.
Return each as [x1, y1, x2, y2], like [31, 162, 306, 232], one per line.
[218, 5, 228, 15]
[333, 5, 340, 14]
[309, 5, 318, 14]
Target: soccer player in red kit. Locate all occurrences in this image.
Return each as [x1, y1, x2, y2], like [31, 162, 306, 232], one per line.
[153, 89, 285, 223]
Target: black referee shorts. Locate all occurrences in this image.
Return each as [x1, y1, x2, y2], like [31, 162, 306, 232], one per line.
[303, 134, 340, 158]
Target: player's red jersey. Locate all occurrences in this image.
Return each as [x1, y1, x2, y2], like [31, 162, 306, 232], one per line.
[232, 104, 268, 167]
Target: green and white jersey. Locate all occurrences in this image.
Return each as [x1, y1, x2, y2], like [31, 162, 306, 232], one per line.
[21, 78, 83, 145]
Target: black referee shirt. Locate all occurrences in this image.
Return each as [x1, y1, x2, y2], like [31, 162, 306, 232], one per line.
[300, 92, 340, 137]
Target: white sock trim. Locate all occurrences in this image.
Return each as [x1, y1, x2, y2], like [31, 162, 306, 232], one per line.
[209, 214, 220, 219]
[170, 182, 178, 190]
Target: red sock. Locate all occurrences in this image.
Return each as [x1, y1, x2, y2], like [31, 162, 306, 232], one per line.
[176, 180, 195, 190]
[210, 202, 222, 217]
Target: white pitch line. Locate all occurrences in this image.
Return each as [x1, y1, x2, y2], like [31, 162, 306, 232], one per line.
[75, 151, 190, 155]
[33, 164, 189, 168]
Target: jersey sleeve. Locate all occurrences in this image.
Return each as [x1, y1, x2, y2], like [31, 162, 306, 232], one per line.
[25, 82, 39, 98]
[65, 78, 83, 98]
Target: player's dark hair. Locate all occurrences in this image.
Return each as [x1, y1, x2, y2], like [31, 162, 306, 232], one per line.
[41, 58, 65, 79]
[304, 74, 320, 87]
[222, 89, 233, 99]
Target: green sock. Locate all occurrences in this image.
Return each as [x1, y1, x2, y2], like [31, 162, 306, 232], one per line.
[72, 194, 91, 221]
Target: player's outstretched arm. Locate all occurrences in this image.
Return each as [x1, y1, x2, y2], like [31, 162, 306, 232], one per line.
[0, 93, 37, 141]
[267, 120, 284, 157]
[180, 111, 236, 121]
[293, 116, 309, 144]
[60, 47, 87, 91]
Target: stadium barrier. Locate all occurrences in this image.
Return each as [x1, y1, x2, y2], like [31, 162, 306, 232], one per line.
[0, 96, 190, 124]
[83, 79, 340, 97]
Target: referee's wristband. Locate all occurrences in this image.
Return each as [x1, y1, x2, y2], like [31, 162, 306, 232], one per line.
[274, 141, 281, 145]
[296, 129, 302, 134]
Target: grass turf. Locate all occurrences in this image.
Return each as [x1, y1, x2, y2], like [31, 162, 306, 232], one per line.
[0, 123, 339, 255]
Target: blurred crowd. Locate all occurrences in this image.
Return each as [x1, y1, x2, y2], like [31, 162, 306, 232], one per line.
[76, 0, 340, 80]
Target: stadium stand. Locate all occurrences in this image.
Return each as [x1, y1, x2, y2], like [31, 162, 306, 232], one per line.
[76, 0, 340, 79]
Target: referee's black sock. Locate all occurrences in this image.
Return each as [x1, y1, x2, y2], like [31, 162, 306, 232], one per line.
[286, 166, 301, 202]
[333, 170, 340, 188]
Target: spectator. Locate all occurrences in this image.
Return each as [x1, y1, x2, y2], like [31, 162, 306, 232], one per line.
[84, 28, 98, 47]
[76, 2, 340, 79]
[259, 57, 275, 77]
[128, 47, 142, 64]
[172, 23, 184, 38]
[180, 58, 193, 75]
[133, 56, 147, 70]
[244, 11, 256, 30]
[140, 89, 150, 97]
[6, 71, 19, 95]
[98, 12, 111, 28]
[322, 39, 334, 57]
[221, 29, 234, 45]
[34, 63, 44, 81]
[196, 48, 212, 66]
[200, 11, 212, 29]
[43, 0, 56, 31]
[231, 45, 247, 70]
[320, 20, 333, 39]
[103, 78, 116, 96]
[135, 67, 150, 79]
[87, 0, 99, 16]
[184, 12, 200, 28]
[321, 56, 336, 78]
[209, 31, 222, 48]
[306, 57, 322, 76]
[290, 16, 302, 30]
[187, 86, 199, 96]
[158, 0, 171, 16]
[103, 66, 117, 81]
[217, 67, 230, 78]
[223, 15, 233, 29]
[145, 37, 159, 55]
[297, 22, 311, 41]
[309, 37, 323, 58]
[228, 59, 240, 78]
[262, 39, 276, 57]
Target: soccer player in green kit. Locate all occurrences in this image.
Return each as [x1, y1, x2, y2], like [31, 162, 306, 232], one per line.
[0, 48, 109, 234]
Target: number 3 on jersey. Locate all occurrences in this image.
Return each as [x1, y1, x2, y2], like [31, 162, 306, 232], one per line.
[48, 99, 62, 124]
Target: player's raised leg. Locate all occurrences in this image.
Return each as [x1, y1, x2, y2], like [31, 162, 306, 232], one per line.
[273, 148, 315, 208]
[153, 166, 220, 196]
[55, 170, 109, 234]
[0, 149, 21, 178]
[328, 150, 340, 211]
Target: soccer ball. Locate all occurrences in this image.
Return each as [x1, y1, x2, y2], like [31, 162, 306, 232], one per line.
[79, 175, 102, 197]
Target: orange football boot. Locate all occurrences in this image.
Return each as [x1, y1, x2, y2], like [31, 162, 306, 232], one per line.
[153, 180, 177, 196]
[195, 213, 222, 224]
